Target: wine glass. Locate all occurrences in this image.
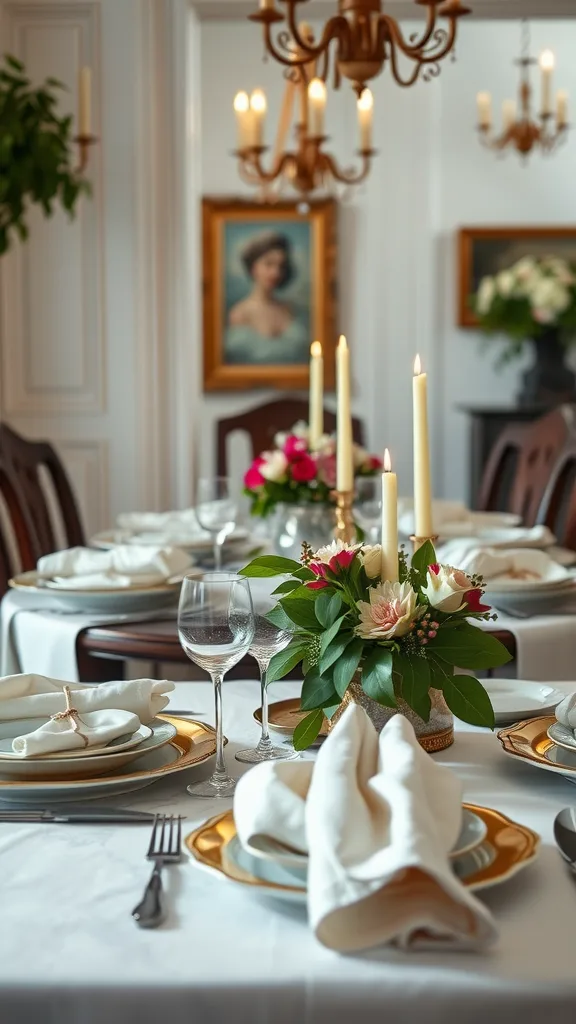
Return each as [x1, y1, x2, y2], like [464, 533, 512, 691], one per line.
[195, 477, 238, 571]
[235, 577, 300, 764]
[353, 476, 382, 544]
[178, 572, 254, 797]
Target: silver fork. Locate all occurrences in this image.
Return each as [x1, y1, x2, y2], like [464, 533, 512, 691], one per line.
[131, 814, 182, 929]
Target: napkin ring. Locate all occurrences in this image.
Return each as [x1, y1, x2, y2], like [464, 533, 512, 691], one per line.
[50, 685, 89, 747]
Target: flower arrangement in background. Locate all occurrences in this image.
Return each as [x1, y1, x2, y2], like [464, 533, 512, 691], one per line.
[240, 539, 511, 749]
[244, 421, 382, 518]
[473, 255, 576, 361]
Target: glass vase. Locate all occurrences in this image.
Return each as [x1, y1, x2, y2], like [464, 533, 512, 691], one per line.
[271, 502, 335, 561]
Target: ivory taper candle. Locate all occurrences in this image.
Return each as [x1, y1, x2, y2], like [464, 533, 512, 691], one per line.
[336, 335, 353, 492]
[413, 354, 433, 538]
[357, 88, 373, 150]
[79, 66, 92, 135]
[309, 341, 324, 449]
[381, 448, 398, 583]
[234, 91, 250, 148]
[540, 49, 555, 116]
[250, 89, 267, 147]
[308, 78, 327, 137]
[476, 91, 491, 129]
[557, 89, 568, 128]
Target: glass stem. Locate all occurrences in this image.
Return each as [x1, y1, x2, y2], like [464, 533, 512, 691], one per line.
[214, 536, 222, 571]
[212, 672, 226, 778]
[259, 661, 270, 743]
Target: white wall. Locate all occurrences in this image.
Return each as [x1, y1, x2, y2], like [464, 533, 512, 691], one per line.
[199, 17, 576, 503]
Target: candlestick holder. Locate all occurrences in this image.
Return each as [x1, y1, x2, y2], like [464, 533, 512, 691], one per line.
[331, 490, 356, 544]
[410, 534, 439, 553]
[74, 134, 98, 173]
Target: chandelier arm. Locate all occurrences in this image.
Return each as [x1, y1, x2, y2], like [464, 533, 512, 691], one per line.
[240, 149, 295, 185]
[319, 150, 372, 187]
[385, 36, 423, 88]
[378, 4, 437, 56]
[286, 6, 351, 64]
[380, 14, 457, 65]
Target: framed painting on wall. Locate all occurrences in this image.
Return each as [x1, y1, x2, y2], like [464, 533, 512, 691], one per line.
[457, 226, 576, 327]
[202, 197, 337, 391]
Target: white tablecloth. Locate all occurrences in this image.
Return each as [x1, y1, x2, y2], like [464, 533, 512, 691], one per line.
[1, 679, 576, 1024]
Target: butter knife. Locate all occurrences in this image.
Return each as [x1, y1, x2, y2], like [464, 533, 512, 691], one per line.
[0, 806, 161, 823]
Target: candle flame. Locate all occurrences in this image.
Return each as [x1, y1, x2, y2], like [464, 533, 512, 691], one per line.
[357, 88, 373, 112]
[539, 48, 555, 71]
[234, 91, 250, 113]
[310, 340, 322, 357]
[384, 448, 392, 473]
[250, 88, 267, 114]
[338, 334, 347, 350]
[413, 353, 422, 376]
[308, 77, 327, 103]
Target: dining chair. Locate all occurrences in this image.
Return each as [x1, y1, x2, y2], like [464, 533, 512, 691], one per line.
[477, 406, 574, 525]
[0, 423, 85, 557]
[216, 398, 365, 476]
[0, 452, 38, 596]
[536, 434, 576, 550]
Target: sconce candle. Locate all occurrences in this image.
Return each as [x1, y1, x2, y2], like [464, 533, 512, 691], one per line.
[79, 66, 91, 136]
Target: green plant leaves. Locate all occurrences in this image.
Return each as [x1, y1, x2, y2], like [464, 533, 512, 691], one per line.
[361, 648, 396, 707]
[293, 709, 324, 751]
[280, 598, 322, 631]
[411, 540, 437, 578]
[430, 623, 512, 670]
[239, 555, 301, 577]
[319, 614, 347, 657]
[429, 658, 495, 729]
[265, 604, 296, 632]
[315, 591, 343, 629]
[266, 638, 308, 684]
[394, 652, 431, 722]
[320, 632, 353, 676]
[333, 638, 364, 698]
[300, 668, 338, 711]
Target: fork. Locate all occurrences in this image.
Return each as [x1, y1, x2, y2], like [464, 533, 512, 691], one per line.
[131, 814, 182, 928]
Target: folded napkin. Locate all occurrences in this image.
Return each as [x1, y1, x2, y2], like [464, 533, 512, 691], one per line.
[438, 527, 555, 564]
[445, 546, 567, 584]
[116, 508, 210, 543]
[0, 674, 174, 725]
[398, 499, 468, 537]
[37, 545, 191, 590]
[10, 707, 140, 758]
[555, 693, 576, 735]
[234, 708, 497, 952]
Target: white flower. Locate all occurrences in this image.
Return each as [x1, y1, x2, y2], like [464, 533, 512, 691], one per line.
[476, 276, 495, 315]
[359, 544, 382, 579]
[260, 450, 289, 482]
[311, 539, 360, 565]
[531, 277, 570, 316]
[422, 564, 475, 613]
[274, 421, 309, 449]
[355, 582, 418, 641]
[496, 270, 515, 297]
[353, 444, 369, 469]
[514, 256, 537, 281]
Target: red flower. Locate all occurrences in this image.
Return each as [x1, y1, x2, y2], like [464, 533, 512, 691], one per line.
[244, 457, 266, 490]
[291, 454, 317, 483]
[329, 549, 356, 572]
[309, 561, 329, 578]
[465, 588, 491, 613]
[316, 452, 337, 488]
[284, 435, 309, 461]
[306, 579, 330, 590]
[428, 563, 440, 576]
[366, 455, 382, 471]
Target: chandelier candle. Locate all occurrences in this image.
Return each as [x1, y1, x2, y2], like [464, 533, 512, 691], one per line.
[357, 89, 374, 150]
[540, 49, 554, 116]
[308, 78, 326, 137]
[309, 341, 324, 449]
[413, 354, 433, 541]
[557, 90, 568, 128]
[79, 67, 91, 136]
[336, 335, 353, 492]
[381, 448, 399, 583]
[502, 99, 516, 131]
[250, 89, 267, 147]
[476, 92, 492, 130]
[234, 91, 251, 149]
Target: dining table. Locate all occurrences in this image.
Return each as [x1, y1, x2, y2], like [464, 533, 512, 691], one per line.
[2, 677, 576, 1024]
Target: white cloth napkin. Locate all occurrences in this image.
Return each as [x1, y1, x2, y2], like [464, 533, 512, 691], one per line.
[448, 546, 568, 585]
[554, 692, 576, 735]
[0, 674, 174, 724]
[10, 707, 140, 758]
[116, 508, 211, 544]
[234, 708, 497, 953]
[37, 546, 191, 590]
[478, 613, 576, 680]
[438, 528, 556, 565]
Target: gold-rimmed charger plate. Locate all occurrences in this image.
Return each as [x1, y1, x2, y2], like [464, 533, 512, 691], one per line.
[498, 715, 576, 780]
[0, 716, 218, 802]
[186, 804, 539, 897]
[254, 698, 330, 739]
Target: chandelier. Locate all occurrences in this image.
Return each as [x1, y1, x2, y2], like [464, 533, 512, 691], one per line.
[233, 40, 375, 197]
[476, 22, 569, 158]
[249, 0, 470, 96]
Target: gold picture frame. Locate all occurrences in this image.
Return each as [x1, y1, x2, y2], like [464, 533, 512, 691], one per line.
[202, 197, 337, 391]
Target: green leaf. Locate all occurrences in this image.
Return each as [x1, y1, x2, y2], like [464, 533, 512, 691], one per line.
[319, 614, 347, 657]
[394, 652, 431, 722]
[430, 659, 495, 729]
[300, 667, 338, 711]
[266, 639, 308, 683]
[323, 703, 340, 721]
[410, 540, 437, 578]
[315, 591, 343, 629]
[361, 648, 396, 707]
[293, 709, 324, 751]
[279, 597, 322, 631]
[239, 555, 302, 577]
[292, 565, 315, 582]
[333, 638, 364, 698]
[320, 632, 353, 676]
[265, 604, 296, 632]
[430, 623, 512, 670]
[271, 579, 301, 595]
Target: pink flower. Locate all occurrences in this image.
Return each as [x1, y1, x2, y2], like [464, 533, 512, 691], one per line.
[355, 582, 419, 640]
[311, 541, 359, 576]
[309, 561, 329, 579]
[366, 455, 382, 471]
[316, 452, 337, 488]
[291, 454, 317, 483]
[465, 588, 491, 614]
[306, 579, 330, 590]
[429, 563, 440, 576]
[284, 435, 309, 461]
[244, 457, 266, 490]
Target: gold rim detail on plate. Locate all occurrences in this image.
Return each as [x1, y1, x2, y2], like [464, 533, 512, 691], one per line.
[8, 571, 180, 596]
[497, 715, 576, 771]
[185, 804, 539, 894]
[0, 716, 217, 789]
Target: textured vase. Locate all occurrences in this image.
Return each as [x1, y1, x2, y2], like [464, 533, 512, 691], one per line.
[330, 677, 454, 753]
[518, 330, 576, 407]
[271, 503, 335, 561]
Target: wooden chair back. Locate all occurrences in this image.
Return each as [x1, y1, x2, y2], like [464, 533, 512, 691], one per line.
[216, 398, 365, 476]
[0, 453, 38, 595]
[537, 434, 576, 549]
[0, 423, 85, 557]
[477, 407, 573, 525]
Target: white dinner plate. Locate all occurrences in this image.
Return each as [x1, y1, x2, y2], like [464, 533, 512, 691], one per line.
[8, 570, 181, 614]
[90, 528, 248, 554]
[0, 719, 175, 779]
[483, 678, 565, 725]
[242, 808, 487, 870]
[438, 511, 522, 540]
[0, 719, 152, 760]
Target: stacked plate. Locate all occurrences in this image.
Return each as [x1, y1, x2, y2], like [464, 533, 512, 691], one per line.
[482, 678, 565, 726]
[0, 715, 218, 803]
[90, 527, 249, 558]
[186, 805, 539, 901]
[499, 715, 576, 786]
[483, 554, 576, 612]
[8, 571, 181, 614]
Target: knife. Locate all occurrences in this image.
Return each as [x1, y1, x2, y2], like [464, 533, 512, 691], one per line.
[0, 806, 163, 823]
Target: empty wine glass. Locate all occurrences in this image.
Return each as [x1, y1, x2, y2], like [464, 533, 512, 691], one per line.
[178, 572, 254, 797]
[195, 477, 238, 571]
[354, 476, 382, 544]
[236, 577, 300, 764]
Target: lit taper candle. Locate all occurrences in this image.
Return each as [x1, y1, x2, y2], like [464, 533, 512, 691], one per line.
[309, 341, 324, 449]
[308, 78, 327, 137]
[381, 448, 398, 583]
[357, 88, 374, 150]
[413, 354, 433, 539]
[336, 335, 353, 492]
[250, 89, 267, 147]
[540, 49, 555, 116]
[234, 91, 250, 149]
[476, 91, 491, 129]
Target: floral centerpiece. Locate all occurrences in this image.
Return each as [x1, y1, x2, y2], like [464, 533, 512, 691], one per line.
[244, 421, 382, 518]
[240, 539, 511, 751]
[473, 255, 576, 405]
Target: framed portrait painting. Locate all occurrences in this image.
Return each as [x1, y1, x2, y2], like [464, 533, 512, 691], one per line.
[202, 197, 337, 391]
[458, 225, 576, 327]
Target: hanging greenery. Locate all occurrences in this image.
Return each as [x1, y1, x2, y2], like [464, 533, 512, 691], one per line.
[0, 54, 90, 255]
